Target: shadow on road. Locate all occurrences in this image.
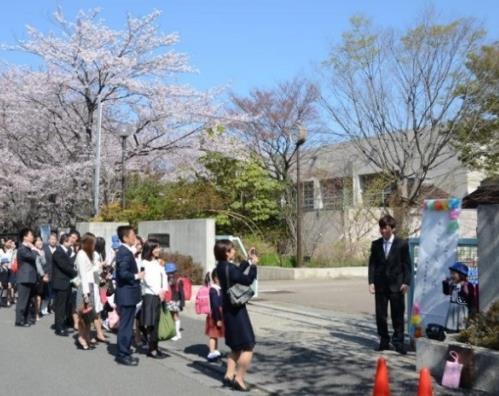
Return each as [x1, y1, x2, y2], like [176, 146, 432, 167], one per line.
[184, 343, 210, 358]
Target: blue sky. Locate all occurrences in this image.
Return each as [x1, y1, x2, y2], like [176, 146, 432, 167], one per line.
[0, 0, 497, 95]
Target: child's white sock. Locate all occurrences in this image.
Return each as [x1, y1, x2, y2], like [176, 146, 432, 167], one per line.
[172, 320, 182, 340]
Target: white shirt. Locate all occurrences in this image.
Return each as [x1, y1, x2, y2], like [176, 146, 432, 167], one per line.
[383, 234, 395, 258]
[142, 259, 169, 296]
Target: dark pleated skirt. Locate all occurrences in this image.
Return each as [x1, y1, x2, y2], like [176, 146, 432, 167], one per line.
[223, 301, 256, 352]
[141, 294, 161, 327]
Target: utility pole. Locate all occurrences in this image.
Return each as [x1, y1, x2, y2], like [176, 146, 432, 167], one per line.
[93, 96, 103, 216]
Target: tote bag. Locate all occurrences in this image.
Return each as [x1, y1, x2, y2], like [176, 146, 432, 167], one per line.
[158, 305, 176, 340]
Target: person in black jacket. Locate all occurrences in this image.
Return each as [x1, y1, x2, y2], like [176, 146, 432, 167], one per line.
[15, 228, 39, 327]
[115, 226, 144, 366]
[52, 234, 78, 336]
[368, 215, 412, 355]
[215, 240, 258, 392]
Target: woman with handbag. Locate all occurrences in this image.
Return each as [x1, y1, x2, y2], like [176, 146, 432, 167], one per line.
[215, 239, 258, 392]
[75, 233, 107, 350]
[140, 240, 168, 358]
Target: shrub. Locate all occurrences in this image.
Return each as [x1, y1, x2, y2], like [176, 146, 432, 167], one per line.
[161, 251, 204, 285]
[457, 300, 499, 351]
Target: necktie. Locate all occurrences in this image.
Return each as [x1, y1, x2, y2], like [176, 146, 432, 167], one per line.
[384, 241, 389, 258]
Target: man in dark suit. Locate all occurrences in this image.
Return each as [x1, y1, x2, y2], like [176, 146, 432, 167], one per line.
[368, 215, 412, 354]
[115, 225, 144, 366]
[52, 234, 78, 336]
[15, 228, 39, 327]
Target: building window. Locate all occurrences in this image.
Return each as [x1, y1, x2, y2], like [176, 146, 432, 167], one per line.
[302, 181, 315, 210]
[320, 178, 352, 209]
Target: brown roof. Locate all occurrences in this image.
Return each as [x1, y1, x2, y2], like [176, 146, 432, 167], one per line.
[462, 178, 499, 208]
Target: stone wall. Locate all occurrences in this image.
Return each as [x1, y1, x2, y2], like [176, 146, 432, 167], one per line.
[76, 221, 129, 260]
[477, 204, 499, 311]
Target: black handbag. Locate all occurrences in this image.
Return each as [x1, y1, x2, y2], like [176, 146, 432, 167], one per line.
[225, 264, 254, 307]
[426, 323, 446, 341]
[105, 279, 115, 297]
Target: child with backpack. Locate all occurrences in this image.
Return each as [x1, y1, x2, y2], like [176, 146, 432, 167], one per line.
[205, 269, 224, 362]
[165, 262, 185, 341]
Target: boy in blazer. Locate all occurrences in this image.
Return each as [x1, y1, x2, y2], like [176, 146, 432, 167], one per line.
[115, 226, 144, 366]
[368, 215, 411, 354]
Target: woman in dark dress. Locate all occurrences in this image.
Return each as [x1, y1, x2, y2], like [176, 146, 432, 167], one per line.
[215, 239, 258, 392]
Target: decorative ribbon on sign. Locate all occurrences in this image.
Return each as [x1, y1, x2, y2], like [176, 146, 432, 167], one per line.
[411, 198, 461, 335]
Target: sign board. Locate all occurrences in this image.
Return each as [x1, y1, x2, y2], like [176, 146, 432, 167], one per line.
[411, 198, 461, 331]
[148, 233, 170, 248]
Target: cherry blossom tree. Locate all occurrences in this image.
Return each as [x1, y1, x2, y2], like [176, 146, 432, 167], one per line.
[0, 8, 228, 229]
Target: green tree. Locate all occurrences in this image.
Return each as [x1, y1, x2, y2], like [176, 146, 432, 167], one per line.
[199, 153, 284, 234]
[455, 43, 499, 175]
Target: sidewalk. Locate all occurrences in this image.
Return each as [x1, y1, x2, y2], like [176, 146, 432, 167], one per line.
[160, 278, 486, 395]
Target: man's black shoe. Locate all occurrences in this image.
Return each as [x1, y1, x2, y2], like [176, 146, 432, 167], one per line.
[15, 322, 30, 327]
[394, 344, 407, 355]
[375, 343, 390, 351]
[55, 329, 69, 337]
[130, 356, 140, 364]
[115, 356, 139, 366]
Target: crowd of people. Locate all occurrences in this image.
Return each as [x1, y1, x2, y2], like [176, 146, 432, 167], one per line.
[0, 226, 259, 392]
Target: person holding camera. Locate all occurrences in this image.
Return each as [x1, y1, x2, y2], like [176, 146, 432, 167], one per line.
[215, 240, 258, 392]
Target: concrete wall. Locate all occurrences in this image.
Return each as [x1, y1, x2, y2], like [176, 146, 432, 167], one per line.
[477, 204, 499, 311]
[76, 221, 129, 260]
[138, 219, 216, 273]
[416, 337, 499, 394]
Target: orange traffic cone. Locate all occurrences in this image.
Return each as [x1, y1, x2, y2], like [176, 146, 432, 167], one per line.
[373, 357, 391, 396]
[417, 368, 433, 396]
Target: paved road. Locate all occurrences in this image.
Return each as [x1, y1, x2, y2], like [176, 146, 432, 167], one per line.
[1, 278, 483, 395]
[0, 306, 231, 396]
[257, 278, 374, 315]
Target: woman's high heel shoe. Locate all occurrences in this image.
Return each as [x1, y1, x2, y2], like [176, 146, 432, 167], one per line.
[77, 338, 89, 350]
[232, 379, 250, 392]
[222, 376, 234, 387]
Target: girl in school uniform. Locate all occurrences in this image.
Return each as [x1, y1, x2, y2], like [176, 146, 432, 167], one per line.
[206, 268, 224, 362]
[165, 262, 185, 341]
[442, 262, 477, 333]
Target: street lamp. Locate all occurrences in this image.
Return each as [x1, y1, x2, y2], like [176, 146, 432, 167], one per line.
[93, 96, 103, 216]
[118, 126, 133, 210]
[295, 125, 307, 268]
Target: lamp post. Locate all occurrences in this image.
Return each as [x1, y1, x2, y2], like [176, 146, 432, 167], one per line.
[118, 127, 132, 210]
[93, 96, 103, 216]
[295, 125, 307, 267]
